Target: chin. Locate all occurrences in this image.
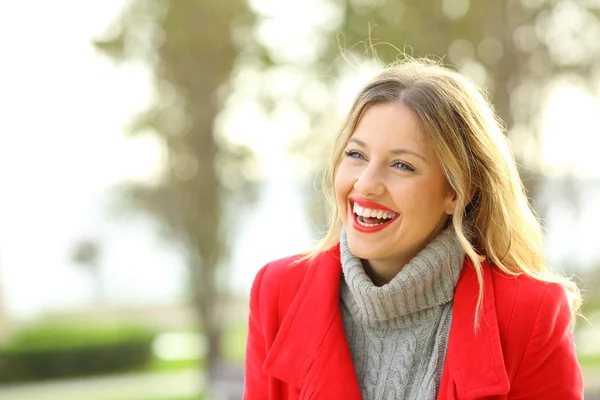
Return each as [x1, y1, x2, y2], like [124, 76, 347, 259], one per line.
[346, 234, 381, 260]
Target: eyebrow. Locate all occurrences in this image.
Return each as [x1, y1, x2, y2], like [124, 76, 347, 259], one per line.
[348, 137, 429, 163]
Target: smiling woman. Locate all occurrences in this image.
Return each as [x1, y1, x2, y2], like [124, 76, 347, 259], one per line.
[335, 103, 457, 283]
[243, 59, 583, 400]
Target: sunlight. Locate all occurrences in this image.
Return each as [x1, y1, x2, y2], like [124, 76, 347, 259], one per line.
[542, 82, 600, 178]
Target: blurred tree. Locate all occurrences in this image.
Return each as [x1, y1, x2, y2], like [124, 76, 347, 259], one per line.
[93, 0, 261, 384]
[71, 239, 103, 305]
[257, 0, 600, 224]
[340, 0, 598, 201]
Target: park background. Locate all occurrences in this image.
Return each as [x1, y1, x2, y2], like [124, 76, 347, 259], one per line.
[2, 0, 600, 399]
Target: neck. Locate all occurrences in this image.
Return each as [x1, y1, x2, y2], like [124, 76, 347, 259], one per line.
[339, 225, 465, 327]
[361, 258, 406, 286]
[362, 225, 448, 286]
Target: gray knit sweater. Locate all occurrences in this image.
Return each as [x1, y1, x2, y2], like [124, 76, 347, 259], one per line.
[340, 228, 464, 400]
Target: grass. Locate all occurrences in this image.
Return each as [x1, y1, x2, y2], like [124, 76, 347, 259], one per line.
[143, 319, 247, 374]
[147, 357, 203, 373]
[579, 353, 600, 371]
[222, 319, 248, 364]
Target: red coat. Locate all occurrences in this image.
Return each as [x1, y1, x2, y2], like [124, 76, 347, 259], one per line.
[243, 246, 583, 399]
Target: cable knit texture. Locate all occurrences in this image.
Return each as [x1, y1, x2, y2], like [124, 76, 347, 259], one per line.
[340, 227, 464, 400]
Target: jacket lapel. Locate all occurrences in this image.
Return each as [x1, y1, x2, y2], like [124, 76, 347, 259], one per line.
[441, 259, 510, 399]
[262, 250, 510, 399]
[263, 246, 362, 399]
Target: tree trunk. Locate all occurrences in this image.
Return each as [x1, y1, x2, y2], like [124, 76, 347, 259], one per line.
[189, 251, 224, 385]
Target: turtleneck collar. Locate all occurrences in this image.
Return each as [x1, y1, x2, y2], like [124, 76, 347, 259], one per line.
[340, 227, 465, 328]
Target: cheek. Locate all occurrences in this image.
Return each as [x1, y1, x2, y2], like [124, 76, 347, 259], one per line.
[334, 166, 355, 213]
[392, 179, 449, 214]
[333, 173, 342, 201]
[334, 165, 351, 194]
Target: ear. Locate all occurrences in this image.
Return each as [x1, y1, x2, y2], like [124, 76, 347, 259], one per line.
[469, 186, 477, 202]
[445, 190, 458, 216]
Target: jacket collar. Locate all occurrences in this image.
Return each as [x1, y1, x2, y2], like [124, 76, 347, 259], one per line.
[262, 246, 361, 398]
[263, 246, 510, 399]
[443, 258, 510, 398]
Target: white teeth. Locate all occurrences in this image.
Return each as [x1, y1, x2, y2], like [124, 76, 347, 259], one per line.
[352, 203, 397, 219]
[353, 203, 364, 215]
[357, 219, 384, 228]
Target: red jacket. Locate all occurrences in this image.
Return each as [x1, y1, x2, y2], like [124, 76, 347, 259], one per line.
[244, 246, 583, 399]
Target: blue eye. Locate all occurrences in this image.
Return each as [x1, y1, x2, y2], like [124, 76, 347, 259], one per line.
[344, 150, 365, 160]
[392, 161, 415, 172]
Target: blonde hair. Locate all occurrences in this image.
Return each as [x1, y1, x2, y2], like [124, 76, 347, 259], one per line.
[309, 58, 581, 325]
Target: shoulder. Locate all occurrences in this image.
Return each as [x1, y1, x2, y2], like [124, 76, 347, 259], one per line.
[250, 246, 341, 318]
[487, 266, 582, 394]
[487, 265, 575, 373]
[489, 267, 571, 328]
[251, 254, 311, 296]
[455, 260, 570, 338]
[457, 260, 573, 353]
[250, 251, 327, 317]
[252, 246, 341, 290]
[458, 259, 569, 313]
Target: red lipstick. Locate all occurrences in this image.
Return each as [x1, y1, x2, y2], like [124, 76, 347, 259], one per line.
[350, 197, 396, 212]
[349, 197, 399, 233]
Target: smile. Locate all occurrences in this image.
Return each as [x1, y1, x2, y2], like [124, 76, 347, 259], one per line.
[349, 197, 399, 233]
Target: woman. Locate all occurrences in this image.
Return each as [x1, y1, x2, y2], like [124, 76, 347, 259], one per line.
[243, 59, 583, 400]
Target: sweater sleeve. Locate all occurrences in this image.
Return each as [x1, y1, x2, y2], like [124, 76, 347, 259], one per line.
[243, 264, 270, 400]
[509, 283, 583, 399]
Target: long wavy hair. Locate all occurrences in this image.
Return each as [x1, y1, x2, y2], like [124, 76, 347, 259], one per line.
[307, 58, 581, 325]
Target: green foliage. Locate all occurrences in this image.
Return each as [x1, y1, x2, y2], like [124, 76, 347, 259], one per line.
[0, 322, 156, 383]
[305, 0, 600, 134]
[148, 356, 203, 373]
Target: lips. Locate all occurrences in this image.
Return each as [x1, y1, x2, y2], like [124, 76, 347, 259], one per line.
[349, 197, 399, 233]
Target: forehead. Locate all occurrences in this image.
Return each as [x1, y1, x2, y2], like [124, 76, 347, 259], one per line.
[350, 103, 430, 148]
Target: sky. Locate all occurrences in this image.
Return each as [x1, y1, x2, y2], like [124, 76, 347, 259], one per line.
[0, 1, 600, 319]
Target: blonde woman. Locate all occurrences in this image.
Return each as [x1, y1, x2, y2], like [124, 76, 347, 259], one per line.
[243, 59, 583, 400]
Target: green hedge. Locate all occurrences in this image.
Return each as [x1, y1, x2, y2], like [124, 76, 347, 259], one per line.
[0, 322, 157, 383]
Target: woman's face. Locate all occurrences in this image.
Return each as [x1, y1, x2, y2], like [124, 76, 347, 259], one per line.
[334, 102, 457, 269]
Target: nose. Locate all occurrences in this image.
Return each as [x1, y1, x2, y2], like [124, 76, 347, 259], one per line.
[353, 163, 386, 197]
